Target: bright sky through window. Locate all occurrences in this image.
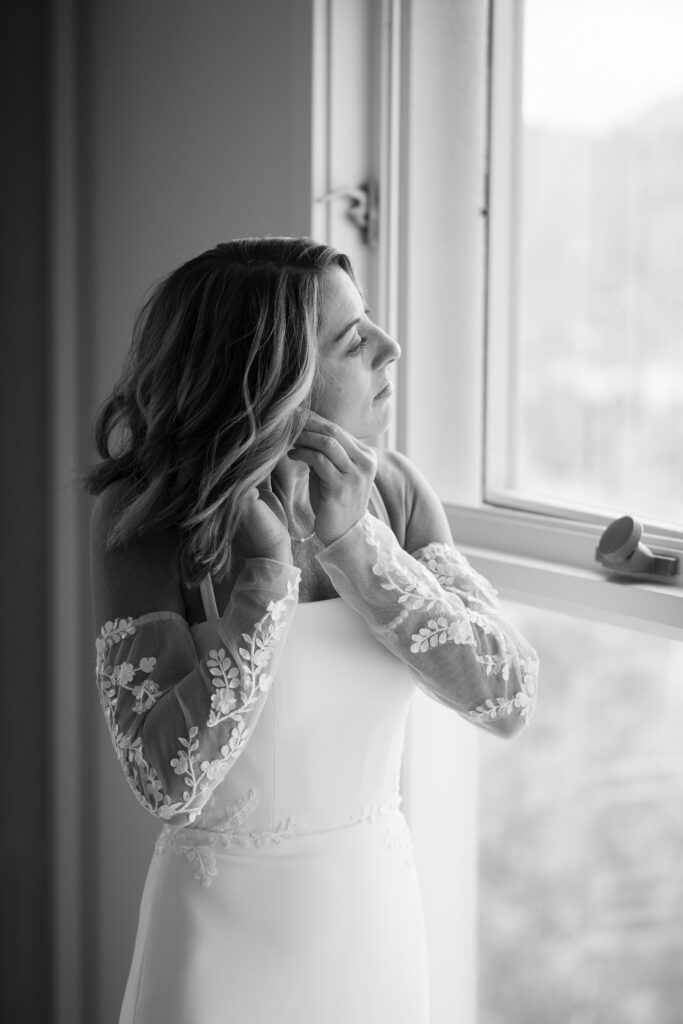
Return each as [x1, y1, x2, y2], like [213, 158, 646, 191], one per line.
[524, 0, 683, 134]
[487, 0, 683, 525]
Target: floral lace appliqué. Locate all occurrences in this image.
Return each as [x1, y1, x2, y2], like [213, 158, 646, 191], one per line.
[155, 790, 302, 886]
[360, 517, 537, 726]
[362, 517, 447, 631]
[95, 578, 298, 824]
[468, 669, 537, 725]
[415, 542, 498, 606]
[353, 794, 414, 868]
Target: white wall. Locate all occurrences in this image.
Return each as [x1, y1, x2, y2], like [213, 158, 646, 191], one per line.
[88, 0, 316, 407]
[59, 3, 317, 1020]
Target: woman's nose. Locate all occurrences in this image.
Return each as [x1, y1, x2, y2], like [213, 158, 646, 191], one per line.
[372, 329, 401, 368]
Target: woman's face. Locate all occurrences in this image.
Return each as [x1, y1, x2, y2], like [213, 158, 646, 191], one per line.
[313, 267, 401, 440]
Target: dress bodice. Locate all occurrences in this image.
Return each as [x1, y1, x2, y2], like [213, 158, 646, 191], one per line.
[96, 512, 536, 835]
[188, 598, 416, 837]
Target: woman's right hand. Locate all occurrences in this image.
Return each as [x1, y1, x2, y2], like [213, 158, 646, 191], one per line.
[233, 487, 293, 565]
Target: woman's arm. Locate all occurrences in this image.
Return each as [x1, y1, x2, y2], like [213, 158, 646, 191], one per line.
[91, 487, 299, 826]
[292, 424, 538, 737]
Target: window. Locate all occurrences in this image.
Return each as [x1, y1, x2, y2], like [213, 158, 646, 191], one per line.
[487, 0, 683, 530]
[433, 0, 683, 639]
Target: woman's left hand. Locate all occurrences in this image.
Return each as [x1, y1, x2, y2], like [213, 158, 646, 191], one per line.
[288, 412, 377, 545]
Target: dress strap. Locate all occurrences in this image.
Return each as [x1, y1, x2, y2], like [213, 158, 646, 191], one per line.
[198, 575, 220, 622]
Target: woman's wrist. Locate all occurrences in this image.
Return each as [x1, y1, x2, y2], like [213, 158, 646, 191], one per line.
[315, 513, 366, 551]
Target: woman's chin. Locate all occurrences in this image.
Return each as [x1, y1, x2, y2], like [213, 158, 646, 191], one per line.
[361, 405, 393, 440]
[313, 405, 392, 441]
[356, 417, 392, 443]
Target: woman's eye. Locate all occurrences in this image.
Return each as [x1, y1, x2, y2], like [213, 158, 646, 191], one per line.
[348, 336, 367, 357]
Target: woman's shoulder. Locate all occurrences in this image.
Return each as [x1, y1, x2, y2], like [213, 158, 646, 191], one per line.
[372, 449, 420, 543]
[91, 480, 178, 565]
[90, 481, 185, 625]
[374, 448, 423, 506]
[90, 478, 132, 540]
[373, 448, 451, 552]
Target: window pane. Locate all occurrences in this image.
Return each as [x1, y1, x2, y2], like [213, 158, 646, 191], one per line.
[494, 0, 683, 524]
[478, 605, 683, 1023]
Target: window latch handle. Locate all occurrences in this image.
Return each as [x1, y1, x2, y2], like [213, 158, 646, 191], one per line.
[316, 180, 379, 247]
[596, 516, 680, 579]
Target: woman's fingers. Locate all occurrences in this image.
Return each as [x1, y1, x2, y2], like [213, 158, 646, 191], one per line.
[288, 444, 342, 485]
[305, 411, 374, 451]
[235, 488, 293, 563]
[305, 410, 341, 433]
[292, 430, 353, 473]
[297, 413, 376, 467]
[289, 413, 378, 545]
[256, 486, 289, 528]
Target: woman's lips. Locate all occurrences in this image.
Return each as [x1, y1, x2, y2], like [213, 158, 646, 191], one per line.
[373, 381, 393, 401]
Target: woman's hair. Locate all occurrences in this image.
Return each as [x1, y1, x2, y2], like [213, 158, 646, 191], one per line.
[83, 236, 355, 584]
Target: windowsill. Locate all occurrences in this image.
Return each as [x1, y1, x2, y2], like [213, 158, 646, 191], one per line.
[484, 487, 683, 542]
[447, 503, 683, 642]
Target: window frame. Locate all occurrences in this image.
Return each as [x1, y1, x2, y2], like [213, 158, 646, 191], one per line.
[478, 0, 683, 640]
[390, 0, 683, 644]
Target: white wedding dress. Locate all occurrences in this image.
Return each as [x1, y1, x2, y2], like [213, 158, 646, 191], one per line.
[96, 505, 538, 1024]
[119, 595, 428, 1023]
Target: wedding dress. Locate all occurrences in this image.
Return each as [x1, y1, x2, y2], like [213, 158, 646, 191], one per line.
[95, 510, 538, 1024]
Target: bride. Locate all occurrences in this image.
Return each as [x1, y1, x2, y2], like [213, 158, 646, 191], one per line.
[85, 236, 538, 1023]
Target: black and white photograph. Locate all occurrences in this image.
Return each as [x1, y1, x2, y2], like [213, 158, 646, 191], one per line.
[3, 2, 682, 1023]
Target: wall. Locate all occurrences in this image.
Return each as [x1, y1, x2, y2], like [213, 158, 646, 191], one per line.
[53, 2, 317, 1020]
[0, 3, 51, 1023]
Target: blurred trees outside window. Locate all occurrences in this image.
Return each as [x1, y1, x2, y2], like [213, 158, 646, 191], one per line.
[478, 605, 683, 1024]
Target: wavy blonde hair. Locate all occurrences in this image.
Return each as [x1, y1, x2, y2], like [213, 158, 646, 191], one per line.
[83, 237, 355, 583]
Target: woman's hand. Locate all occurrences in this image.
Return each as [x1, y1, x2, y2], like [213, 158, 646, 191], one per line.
[233, 487, 293, 564]
[289, 412, 377, 546]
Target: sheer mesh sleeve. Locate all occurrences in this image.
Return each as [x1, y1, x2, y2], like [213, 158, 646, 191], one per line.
[317, 514, 538, 735]
[94, 559, 300, 825]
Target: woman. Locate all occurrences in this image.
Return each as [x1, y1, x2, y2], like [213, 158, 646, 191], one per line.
[87, 237, 538, 1024]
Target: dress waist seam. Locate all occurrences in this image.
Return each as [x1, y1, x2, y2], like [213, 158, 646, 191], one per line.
[159, 792, 405, 846]
[154, 793, 412, 887]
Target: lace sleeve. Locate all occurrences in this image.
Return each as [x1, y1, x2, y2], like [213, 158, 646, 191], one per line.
[317, 514, 538, 736]
[95, 558, 300, 825]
